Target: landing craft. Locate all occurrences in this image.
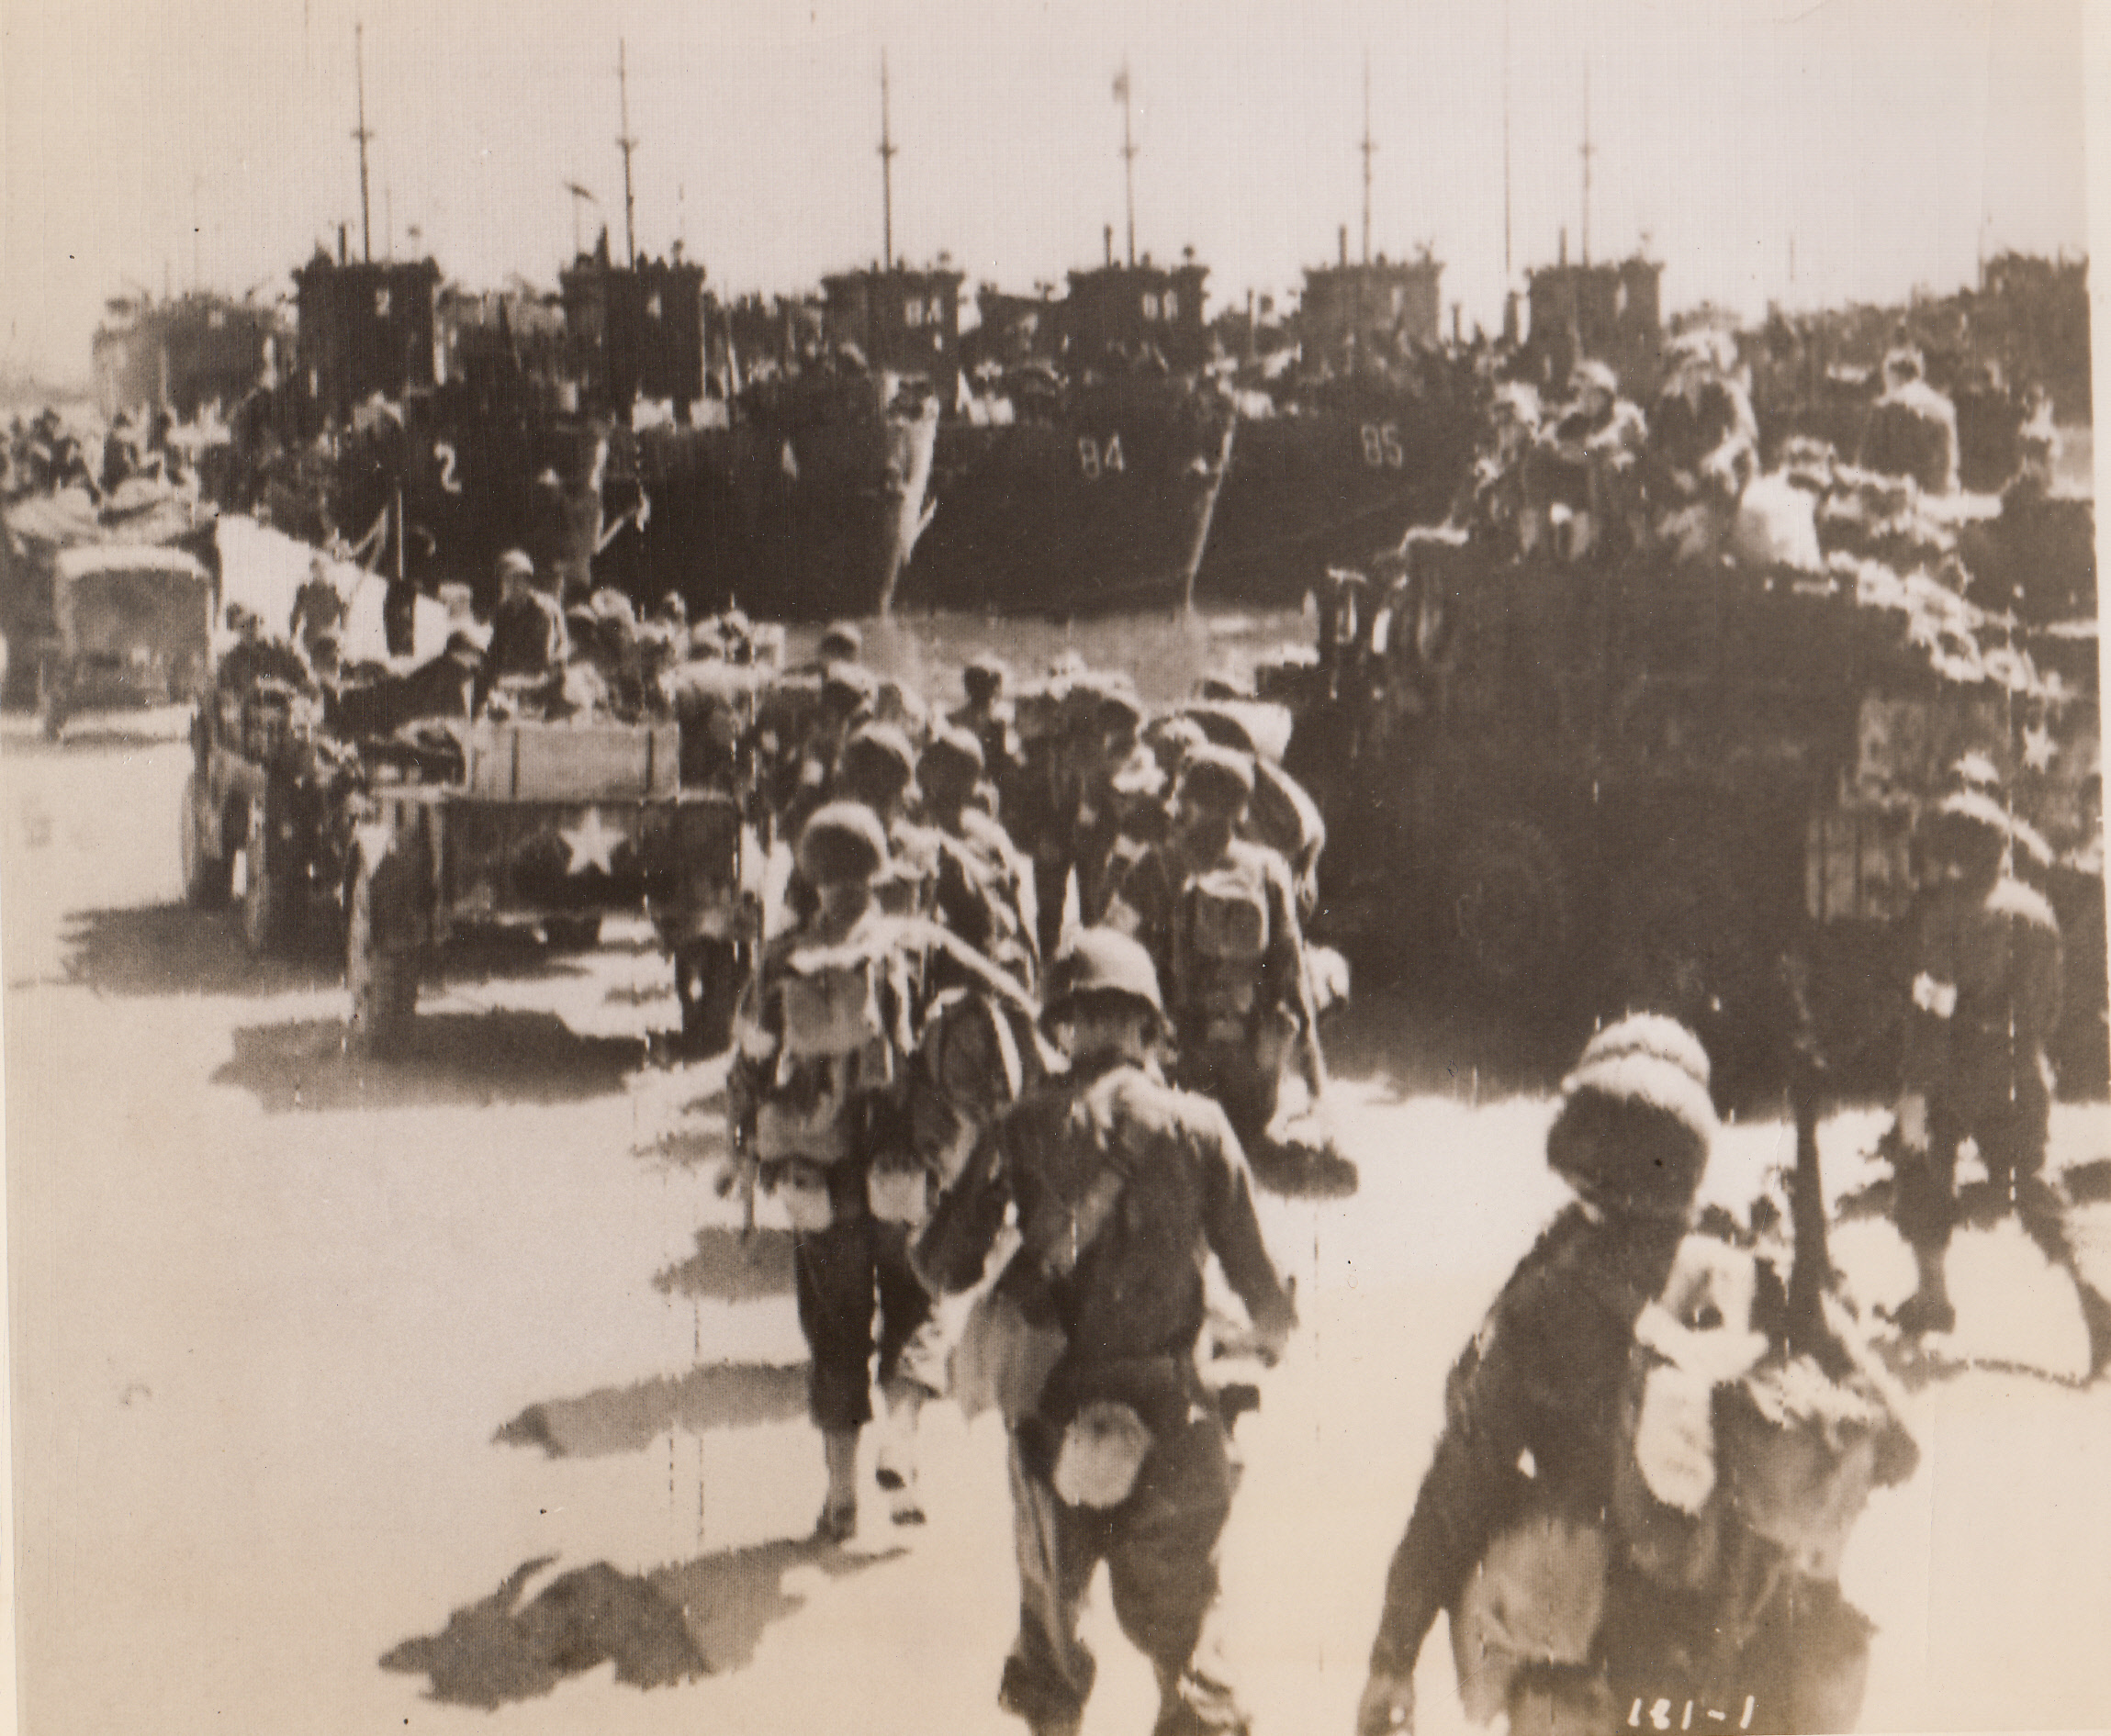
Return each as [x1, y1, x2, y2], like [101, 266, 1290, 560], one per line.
[897, 252, 1236, 618]
[1196, 241, 1483, 608]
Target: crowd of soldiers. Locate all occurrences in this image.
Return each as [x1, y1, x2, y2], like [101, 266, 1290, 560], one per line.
[659, 583, 2084, 1736]
[690, 610, 1358, 1736]
[189, 531, 2098, 1736]
[1450, 325, 2060, 580]
[3, 402, 206, 503]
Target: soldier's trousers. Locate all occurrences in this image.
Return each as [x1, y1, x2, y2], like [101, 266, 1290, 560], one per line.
[1895, 1059, 2057, 1258]
[793, 1208, 941, 1432]
[998, 1412, 1244, 1735]
[1175, 1028, 1292, 1158]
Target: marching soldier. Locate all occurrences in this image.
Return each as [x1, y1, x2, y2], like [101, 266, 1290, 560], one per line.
[915, 725, 1040, 992]
[831, 722, 939, 919]
[1887, 789, 2065, 1336]
[951, 654, 1018, 801]
[725, 803, 941, 1537]
[1356, 1017, 1722, 1736]
[916, 928, 1296, 1736]
[1102, 745, 1316, 1160]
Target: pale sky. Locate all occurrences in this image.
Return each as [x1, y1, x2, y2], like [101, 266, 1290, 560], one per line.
[0, 0, 2093, 384]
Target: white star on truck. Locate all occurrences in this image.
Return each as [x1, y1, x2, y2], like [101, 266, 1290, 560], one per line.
[560, 808, 625, 876]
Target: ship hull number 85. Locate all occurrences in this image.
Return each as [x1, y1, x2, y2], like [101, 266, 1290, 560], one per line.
[1360, 422, 1407, 469]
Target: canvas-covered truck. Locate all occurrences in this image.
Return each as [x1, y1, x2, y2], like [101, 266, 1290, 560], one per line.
[344, 718, 748, 1055]
[42, 543, 215, 739]
[1267, 535, 2101, 1093]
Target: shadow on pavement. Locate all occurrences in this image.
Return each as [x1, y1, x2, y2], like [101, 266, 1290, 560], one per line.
[212, 1014, 644, 1111]
[656, 1535, 906, 1674]
[632, 1074, 733, 1170]
[495, 1361, 811, 1459]
[381, 1539, 906, 1706]
[56, 904, 340, 999]
[54, 906, 599, 1002]
[381, 1555, 705, 1706]
[1321, 987, 1574, 1106]
[654, 1226, 797, 1303]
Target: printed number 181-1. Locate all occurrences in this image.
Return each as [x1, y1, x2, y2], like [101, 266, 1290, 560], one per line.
[1628, 1696, 1757, 1730]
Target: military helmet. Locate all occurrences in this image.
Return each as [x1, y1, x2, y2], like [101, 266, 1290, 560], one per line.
[918, 725, 984, 792]
[962, 655, 1008, 704]
[1577, 1013, 1712, 1092]
[1569, 358, 1620, 399]
[1042, 927, 1165, 1031]
[820, 662, 879, 714]
[1928, 788, 2010, 850]
[496, 548, 535, 582]
[796, 801, 890, 887]
[1175, 743, 1257, 815]
[816, 622, 863, 665]
[839, 722, 918, 801]
[1546, 1040, 1718, 1218]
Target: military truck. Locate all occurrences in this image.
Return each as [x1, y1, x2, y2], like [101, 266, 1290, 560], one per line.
[344, 717, 748, 1055]
[1267, 535, 2101, 1092]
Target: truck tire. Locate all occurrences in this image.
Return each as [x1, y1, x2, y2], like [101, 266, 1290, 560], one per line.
[346, 846, 421, 1057]
[543, 915, 603, 951]
[1446, 819, 1571, 1004]
[38, 660, 64, 741]
[240, 793, 294, 956]
[180, 771, 232, 910]
[676, 936, 743, 1057]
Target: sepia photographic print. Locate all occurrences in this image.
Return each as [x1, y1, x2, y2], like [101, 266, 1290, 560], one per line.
[2, 3, 2107, 1733]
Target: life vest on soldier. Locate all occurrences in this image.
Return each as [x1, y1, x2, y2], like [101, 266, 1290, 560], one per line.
[1176, 846, 1274, 1043]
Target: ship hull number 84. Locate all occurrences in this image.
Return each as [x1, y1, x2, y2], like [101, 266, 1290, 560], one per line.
[1077, 435, 1127, 479]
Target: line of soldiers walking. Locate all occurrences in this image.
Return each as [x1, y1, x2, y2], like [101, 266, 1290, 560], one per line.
[704, 631, 2088, 1736]
[714, 633, 1350, 1736]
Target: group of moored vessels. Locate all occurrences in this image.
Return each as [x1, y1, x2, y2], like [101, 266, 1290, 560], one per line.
[61, 40, 1502, 628]
[73, 240, 1485, 626]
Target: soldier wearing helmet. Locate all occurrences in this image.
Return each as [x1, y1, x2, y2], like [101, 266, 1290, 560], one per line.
[951, 654, 1019, 802]
[1358, 1018, 1723, 1736]
[1886, 786, 2065, 1337]
[725, 802, 940, 1539]
[480, 549, 568, 700]
[1523, 359, 1649, 563]
[916, 726, 1039, 991]
[1100, 743, 1317, 1161]
[917, 928, 1296, 1736]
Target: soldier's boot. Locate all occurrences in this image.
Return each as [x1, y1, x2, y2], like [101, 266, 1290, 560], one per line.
[815, 1427, 859, 1542]
[875, 1376, 926, 1525]
[1151, 1662, 1249, 1736]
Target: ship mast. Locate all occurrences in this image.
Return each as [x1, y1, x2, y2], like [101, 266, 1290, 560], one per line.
[1579, 54, 1595, 267]
[353, 22, 375, 263]
[617, 38, 638, 268]
[879, 50, 898, 268]
[1117, 59, 1138, 269]
[1359, 53, 1376, 267]
[1501, 0, 1512, 278]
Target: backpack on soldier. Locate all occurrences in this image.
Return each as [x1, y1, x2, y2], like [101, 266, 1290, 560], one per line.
[748, 943, 900, 1176]
[1180, 854, 1273, 1043]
